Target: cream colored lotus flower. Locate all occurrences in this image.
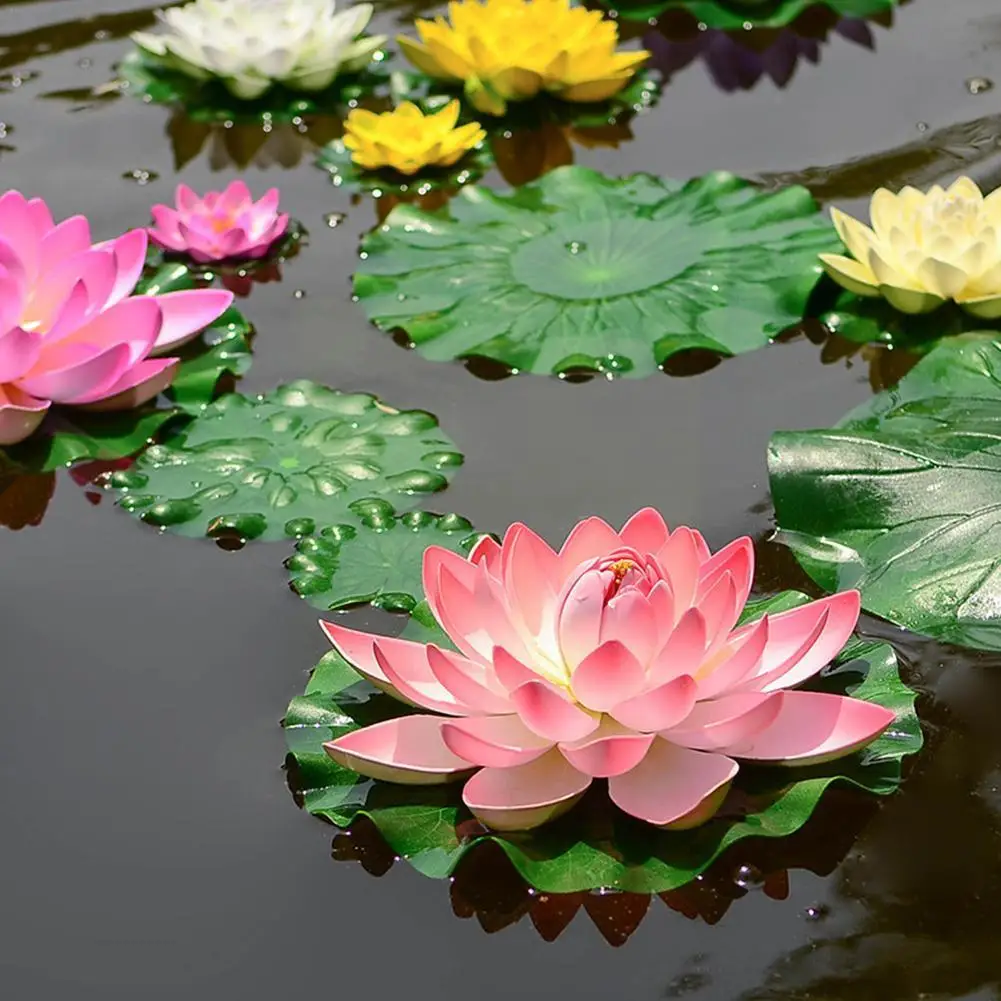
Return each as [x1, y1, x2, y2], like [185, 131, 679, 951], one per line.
[820, 178, 1001, 318]
[132, 0, 386, 101]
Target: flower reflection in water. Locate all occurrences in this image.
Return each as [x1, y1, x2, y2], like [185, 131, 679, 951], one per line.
[166, 111, 342, 171]
[330, 785, 877, 945]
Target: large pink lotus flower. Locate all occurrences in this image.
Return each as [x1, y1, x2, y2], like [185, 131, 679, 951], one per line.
[0, 190, 234, 445]
[322, 509, 894, 832]
[148, 181, 289, 263]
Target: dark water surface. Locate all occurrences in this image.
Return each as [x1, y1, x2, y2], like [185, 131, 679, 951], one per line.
[3, 0, 1001, 997]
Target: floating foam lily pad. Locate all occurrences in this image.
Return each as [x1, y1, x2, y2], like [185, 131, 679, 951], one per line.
[604, 0, 901, 28]
[354, 166, 837, 378]
[286, 503, 487, 613]
[770, 333, 1001, 652]
[283, 592, 921, 893]
[108, 381, 464, 542]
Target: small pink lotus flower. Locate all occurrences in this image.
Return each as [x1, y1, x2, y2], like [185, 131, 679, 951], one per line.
[322, 509, 893, 832]
[148, 181, 289, 263]
[0, 190, 233, 445]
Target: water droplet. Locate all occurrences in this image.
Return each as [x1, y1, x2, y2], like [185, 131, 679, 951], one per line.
[122, 168, 158, 185]
[565, 240, 587, 254]
[77, 57, 93, 69]
[94, 29, 110, 40]
[916, 121, 929, 132]
[647, 16, 657, 25]
[323, 211, 346, 228]
[733, 863, 763, 889]
[359, 251, 369, 260]
[966, 76, 994, 95]
[804, 903, 830, 921]
[292, 288, 306, 299]
[396, 293, 408, 301]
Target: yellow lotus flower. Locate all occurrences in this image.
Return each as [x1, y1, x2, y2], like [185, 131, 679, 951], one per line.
[342, 100, 486, 175]
[398, 0, 649, 116]
[820, 177, 1001, 317]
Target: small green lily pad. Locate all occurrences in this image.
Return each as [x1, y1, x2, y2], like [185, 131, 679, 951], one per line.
[354, 166, 837, 378]
[284, 590, 922, 893]
[770, 332, 1001, 652]
[604, 0, 901, 28]
[108, 380, 464, 542]
[118, 49, 387, 123]
[286, 503, 487, 613]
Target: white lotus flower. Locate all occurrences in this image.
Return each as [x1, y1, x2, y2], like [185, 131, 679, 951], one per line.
[132, 0, 386, 100]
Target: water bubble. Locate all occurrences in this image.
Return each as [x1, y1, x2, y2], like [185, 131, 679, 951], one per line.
[565, 240, 587, 254]
[733, 863, 763, 889]
[804, 903, 830, 922]
[966, 77, 994, 95]
[359, 251, 369, 260]
[94, 29, 110, 40]
[647, 16, 657, 25]
[122, 168, 158, 185]
[916, 121, 929, 132]
[77, 57, 93, 69]
[323, 211, 346, 228]
[292, 288, 306, 299]
[396, 293, 408, 301]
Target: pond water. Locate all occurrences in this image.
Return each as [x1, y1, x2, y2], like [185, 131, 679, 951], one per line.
[3, 0, 1001, 998]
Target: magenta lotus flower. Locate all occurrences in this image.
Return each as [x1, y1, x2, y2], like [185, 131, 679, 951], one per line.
[148, 181, 289, 263]
[321, 509, 894, 832]
[0, 190, 234, 445]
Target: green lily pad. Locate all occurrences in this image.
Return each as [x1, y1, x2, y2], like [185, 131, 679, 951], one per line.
[286, 503, 487, 613]
[0, 408, 181, 474]
[315, 137, 492, 197]
[118, 49, 388, 123]
[108, 380, 464, 542]
[770, 332, 1001, 652]
[284, 591, 922, 893]
[354, 166, 837, 378]
[603, 0, 901, 28]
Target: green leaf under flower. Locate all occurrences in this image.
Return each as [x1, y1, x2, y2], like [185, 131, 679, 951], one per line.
[286, 503, 487, 613]
[107, 380, 464, 542]
[603, 0, 902, 28]
[770, 332, 1001, 652]
[354, 166, 837, 378]
[283, 591, 922, 893]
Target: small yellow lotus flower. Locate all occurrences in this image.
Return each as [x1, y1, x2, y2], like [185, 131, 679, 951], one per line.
[342, 100, 486, 175]
[398, 0, 649, 116]
[820, 177, 1001, 318]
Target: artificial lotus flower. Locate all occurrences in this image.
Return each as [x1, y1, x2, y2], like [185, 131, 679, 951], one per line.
[148, 181, 289, 263]
[342, 101, 486, 176]
[0, 190, 233, 445]
[131, 0, 386, 101]
[820, 177, 1001, 317]
[322, 508, 893, 832]
[398, 0, 650, 116]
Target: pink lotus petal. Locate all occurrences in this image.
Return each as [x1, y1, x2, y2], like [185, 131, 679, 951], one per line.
[44, 279, 98, 345]
[501, 523, 561, 638]
[426, 645, 513, 714]
[148, 205, 185, 250]
[696, 536, 754, 604]
[461, 748, 592, 831]
[324, 715, 475, 785]
[559, 719, 654, 777]
[557, 561, 608, 669]
[320, 619, 393, 687]
[0, 326, 40, 383]
[610, 674, 697, 733]
[647, 579, 675, 644]
[441, 714, 553, 768]
[599, 589, 658, 667]
[176, 183, 200, 213]
[492, 645, 543, 692]
[740, 591, 860, 693]
[38, 215, 92, 275]
[648, 606, 707, 685]
[19, 342, 132, 404]
[570, 640, 646, 712]
[510, 679, 600, 742]
[619, 506, 671, 553]
[558, 516, 622, 572]
[608, 739, 737, 828]
[0, 191, 40, 279]
[663, 691, 784, 751]
[0, 385, 48, 445]
[148, 288, 234, 355]
[721, 691, 894, 764]
[0, 272, 25, 334]
[254, 187, 281, 215]
[26, 196, 54, 234]
[105, 229, 148, 307]
[694, 614, 770, 699]
[374, 642, 479, 716]
[220, 179, 252, 213]
[656, 528, 703, 613]
[78, 356, 178, 411]
[698, 572, 740, 656]
[468, 533, 501, 571]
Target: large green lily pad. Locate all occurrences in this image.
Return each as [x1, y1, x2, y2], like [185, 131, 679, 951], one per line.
[108, 381, 464, 542]
[770, 333, 1001, 651]
[284, 591, 921, 893]
[286, 502, 486, 613]
[354, 167, 837, 378]
[604, 0, 901, 27]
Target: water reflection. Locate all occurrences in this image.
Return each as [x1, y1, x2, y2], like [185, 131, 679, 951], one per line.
[330, 784, 879, 946]
[166, 111, 342, 170]
[0, 467, 54, 529]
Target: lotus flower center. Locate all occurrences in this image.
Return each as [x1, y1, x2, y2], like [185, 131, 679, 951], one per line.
[210, 214, 235, 233]
[606, 558, 637, 599]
